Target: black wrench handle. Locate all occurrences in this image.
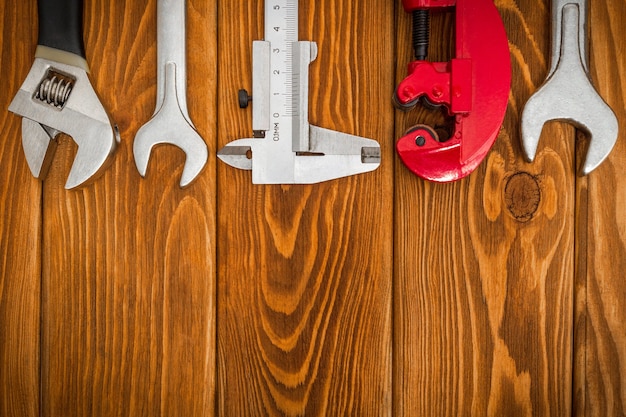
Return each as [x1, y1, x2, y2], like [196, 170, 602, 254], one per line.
[38, 0, 85, 58]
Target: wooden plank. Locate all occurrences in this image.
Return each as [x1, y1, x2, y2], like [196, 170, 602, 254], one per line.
[39, 0, 217, 415]
[0, 1, 41, 416]
[393, 1, 575, 415]
[574, 0, 626, 415]
[3, 0, 623, 415]
[216, 0, 395, 415]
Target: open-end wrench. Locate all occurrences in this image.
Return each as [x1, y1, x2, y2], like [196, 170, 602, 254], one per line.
[133, 0, 208, 188]
[521, 0, 618, 175]
[9, 0, 119, 189]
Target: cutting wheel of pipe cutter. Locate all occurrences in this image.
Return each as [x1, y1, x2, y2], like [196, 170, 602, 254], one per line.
[394, 0, 511, 183]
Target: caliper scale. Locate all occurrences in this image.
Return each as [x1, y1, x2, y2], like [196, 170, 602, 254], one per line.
[218, 0, 381, 184]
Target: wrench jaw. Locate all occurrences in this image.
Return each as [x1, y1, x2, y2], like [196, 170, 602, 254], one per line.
[133, 62, 209, 188]
[521, 88, 618, 175]
[521, 1, 619, 176]
[9, 58, 119, 189]
[580, 115, 618, 175]
[21, 118, 59, 180]
[66, 121, 119, 190]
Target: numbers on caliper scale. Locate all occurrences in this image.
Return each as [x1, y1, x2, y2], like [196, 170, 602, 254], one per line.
[267, 1, 297, 143]
[217, 0, 381, 184]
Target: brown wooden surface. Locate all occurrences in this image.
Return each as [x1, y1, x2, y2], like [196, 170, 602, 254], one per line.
[37, 0, 217, 414]
[0, 0, 624, 416]
[0, 2, 40, 416]
[216, 0, 394, 415]
[575, 2, 626, 416]
[393, 3, 577, 415]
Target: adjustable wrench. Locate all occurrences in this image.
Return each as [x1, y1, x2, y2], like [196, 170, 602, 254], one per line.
[9, 0, 119, 189]
[521, 0, 618, 174]
[133, 0, 208, 188]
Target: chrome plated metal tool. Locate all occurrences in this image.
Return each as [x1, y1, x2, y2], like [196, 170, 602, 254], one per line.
[133, 0, 208, 188]
[521, 0, 618, 175]
[218, 0, 381, 184]
[9, 0, 119, 189]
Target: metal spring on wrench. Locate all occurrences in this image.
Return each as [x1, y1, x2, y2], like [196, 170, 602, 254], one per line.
[35, 69, 75, 109]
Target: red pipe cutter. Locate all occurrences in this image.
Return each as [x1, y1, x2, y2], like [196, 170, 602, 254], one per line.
[394, 0, 511, 182]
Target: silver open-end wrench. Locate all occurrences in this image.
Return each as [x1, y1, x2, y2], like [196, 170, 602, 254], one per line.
[9, 0, 119, 189]
[521, 0, 618, 175]
[133, 0, 208, 188]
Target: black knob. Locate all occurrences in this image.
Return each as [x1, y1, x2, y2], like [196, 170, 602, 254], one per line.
[238, 89, 252, 108]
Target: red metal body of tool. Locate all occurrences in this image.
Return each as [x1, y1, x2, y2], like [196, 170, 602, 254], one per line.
[395, 0, 511, 182]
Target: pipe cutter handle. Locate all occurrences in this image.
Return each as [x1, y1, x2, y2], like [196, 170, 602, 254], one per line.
[394, 0, 511, 182]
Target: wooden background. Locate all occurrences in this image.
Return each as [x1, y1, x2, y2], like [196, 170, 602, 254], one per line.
[1, 0, 624, 415]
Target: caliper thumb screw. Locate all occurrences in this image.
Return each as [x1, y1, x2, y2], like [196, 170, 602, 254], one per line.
[238, 89, 252, 109]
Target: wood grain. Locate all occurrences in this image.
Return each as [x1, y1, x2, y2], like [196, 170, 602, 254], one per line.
[39, 0, 217, 415]
[0, 0, 625, 415]
[394, 1, 575, 415]
[0, 1, 40, 416]
[575, 1, 626, 416]
[216, 0, 395, 415]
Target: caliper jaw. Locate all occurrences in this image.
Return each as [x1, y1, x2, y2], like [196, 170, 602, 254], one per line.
[218, 40, 381, 184]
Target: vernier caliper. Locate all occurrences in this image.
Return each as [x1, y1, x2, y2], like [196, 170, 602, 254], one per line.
[217, 0, 381, 184]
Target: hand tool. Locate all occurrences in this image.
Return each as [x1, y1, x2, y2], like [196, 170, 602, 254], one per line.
[393, 0, 511, 182]
[217, 0, 381, 184]
[133, 0, 208, 188]
[521, 0, 618, 175]
[9, 0, 119, 189]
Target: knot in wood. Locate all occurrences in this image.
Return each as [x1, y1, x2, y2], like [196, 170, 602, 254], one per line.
[504, 172, 541, 222]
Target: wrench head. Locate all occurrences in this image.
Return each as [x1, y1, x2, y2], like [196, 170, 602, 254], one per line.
[9, 58, 118, 189]
[521, 77, 618, 175]
[134, 117, 208, 188]
[133, 63, 208, 188]
[521, 3, 618, 175]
